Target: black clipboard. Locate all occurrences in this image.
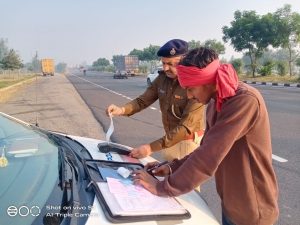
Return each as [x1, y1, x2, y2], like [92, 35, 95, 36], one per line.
[83, 159, 191, 223]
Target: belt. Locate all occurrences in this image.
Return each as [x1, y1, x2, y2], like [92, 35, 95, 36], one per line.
[185, 130, 204, 141]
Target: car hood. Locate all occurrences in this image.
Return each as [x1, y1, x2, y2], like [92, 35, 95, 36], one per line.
[68, 135, 219, 225]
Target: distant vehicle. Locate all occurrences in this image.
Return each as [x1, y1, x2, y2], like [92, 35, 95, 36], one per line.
[114, 55, 139, 76]
[41, 59, 55, 76]
[147, 67, 163, 86]
[113, 70, 128, 79]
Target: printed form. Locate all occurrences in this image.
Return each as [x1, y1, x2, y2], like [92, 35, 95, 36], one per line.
[97, 177, 187, 216]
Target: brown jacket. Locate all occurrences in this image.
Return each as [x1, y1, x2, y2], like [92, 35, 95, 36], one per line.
[123, 71, 204, 151]
[156, 83, 279, 225]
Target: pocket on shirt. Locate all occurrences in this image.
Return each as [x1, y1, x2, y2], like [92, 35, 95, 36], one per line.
[158, 88, 166, 100]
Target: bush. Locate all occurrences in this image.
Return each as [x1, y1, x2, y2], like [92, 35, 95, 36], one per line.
[138, 65, 148, 74]
[276, 61, 288, 76]
[258, 60, 274, 76]
[230, 59, 243, 74]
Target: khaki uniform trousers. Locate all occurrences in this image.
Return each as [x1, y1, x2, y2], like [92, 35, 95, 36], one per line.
[162, 139, 199, 161]
[162, 134, 202, 192]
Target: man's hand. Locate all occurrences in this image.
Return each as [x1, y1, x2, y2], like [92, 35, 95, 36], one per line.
[145, 161, 170, 177]
[129, 144, 152, 159]
[132, 170, 159, 195]
[106, 104, 125, 116]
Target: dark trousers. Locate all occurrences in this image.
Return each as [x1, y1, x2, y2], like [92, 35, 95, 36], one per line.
[222, 211, 235, 225]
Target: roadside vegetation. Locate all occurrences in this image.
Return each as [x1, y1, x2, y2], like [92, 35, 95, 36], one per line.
[90, 4, 300, 82]
[239, 74, 300, 84]
[1, 4, 299, 84]
[0, 39, 67, 90]
[0, 71, 36, 89]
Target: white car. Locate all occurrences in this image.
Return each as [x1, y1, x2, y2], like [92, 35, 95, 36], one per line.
[146, 67, 163, 86]
[0, 112, 219, 225]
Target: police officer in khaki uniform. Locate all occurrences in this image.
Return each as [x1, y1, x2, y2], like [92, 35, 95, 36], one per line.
[106, 39, 205, 161]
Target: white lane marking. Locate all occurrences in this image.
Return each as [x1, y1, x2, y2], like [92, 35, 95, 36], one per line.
[272, 154, 288, 162]
[71, 74, 153, 111]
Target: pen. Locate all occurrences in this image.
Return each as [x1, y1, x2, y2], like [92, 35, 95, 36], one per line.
[146, 161, 169, 173]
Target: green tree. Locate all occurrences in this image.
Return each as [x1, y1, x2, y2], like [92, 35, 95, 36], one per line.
[112, 55, 123, 67]
[295, 57, 300, 75]
[129, 45, 160, 61]
[204, 39, 225, 55]
[223, 10, 275, 77]
[93, 58, 110, 67]
[142, 45, 160, 61]
[29, 51, 41, 72]
[129, 48, 143, 59]
[0, 38, 9, 68]
[272, 4, 300, 76]
[230, 58, 243, 74]
[296, 57, 300, 66]
[188, 40, 201, 49]
[187, 39, 225, 54]
[1, 49, 23, 70]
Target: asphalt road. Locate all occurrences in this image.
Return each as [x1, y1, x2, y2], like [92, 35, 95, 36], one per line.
[67, 70, 300, 225]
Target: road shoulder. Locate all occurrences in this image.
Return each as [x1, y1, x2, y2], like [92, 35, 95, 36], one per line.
[0, 74, 105, 140]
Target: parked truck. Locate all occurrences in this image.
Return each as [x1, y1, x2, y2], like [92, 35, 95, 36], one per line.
[41, 59, 55, 76]
[113, 55, 139, 77]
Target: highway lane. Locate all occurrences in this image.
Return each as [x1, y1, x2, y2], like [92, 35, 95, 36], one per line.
[67, 70, 300, 225]
[67, 71, 164, 150]
[252, 84, 300, 225]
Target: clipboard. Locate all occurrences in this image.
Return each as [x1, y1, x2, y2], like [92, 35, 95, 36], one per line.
[83, 159, 191, 223]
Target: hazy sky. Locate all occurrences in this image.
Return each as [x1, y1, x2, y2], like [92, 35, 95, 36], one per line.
[1, 0, 299, 66]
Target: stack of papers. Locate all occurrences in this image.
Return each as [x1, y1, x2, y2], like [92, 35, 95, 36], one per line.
[97, 177, 187, 216]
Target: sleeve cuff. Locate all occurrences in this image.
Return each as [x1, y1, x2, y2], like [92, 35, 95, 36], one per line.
[169, 159, 182, 172]
[122, 103, 134, 116]
[149, 139, 163, 151]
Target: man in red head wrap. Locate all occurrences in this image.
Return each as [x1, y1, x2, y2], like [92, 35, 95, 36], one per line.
[133, 47, 279, 225]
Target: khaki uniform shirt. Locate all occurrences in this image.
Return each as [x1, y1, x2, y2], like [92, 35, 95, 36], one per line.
[123, 71, 205, 151]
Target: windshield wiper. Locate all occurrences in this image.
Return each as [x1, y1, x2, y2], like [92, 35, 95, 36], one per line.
[44, 147, 80, 224]
[43, 146, 81, 225]
[27, 128, 91, 225]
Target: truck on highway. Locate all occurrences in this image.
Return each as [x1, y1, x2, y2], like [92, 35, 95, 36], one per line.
[41, 59, 55, 76]
[113, 55, 139, 77]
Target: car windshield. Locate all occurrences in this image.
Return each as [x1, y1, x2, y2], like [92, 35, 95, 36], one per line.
[0, 115, 58, 225]
[0, 114, 94, 225]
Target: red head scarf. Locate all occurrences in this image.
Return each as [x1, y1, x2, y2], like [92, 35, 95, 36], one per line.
[177, 59, 238, 112]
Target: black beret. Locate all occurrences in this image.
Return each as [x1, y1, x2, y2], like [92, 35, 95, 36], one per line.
[157, 39, 188, 58]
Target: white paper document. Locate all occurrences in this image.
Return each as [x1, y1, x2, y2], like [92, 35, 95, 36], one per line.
[97, 178, 187, 216]
[105, 114, 114, 143]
